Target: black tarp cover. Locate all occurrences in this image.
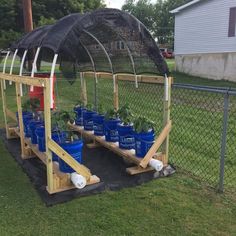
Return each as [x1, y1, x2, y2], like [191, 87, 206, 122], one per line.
[11, 8, 169, 80]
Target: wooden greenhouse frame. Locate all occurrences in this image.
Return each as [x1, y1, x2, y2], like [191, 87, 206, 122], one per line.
[0, 72, 172, 194]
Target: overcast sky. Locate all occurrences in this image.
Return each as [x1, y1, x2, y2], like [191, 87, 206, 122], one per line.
[104, 0, 156, 10]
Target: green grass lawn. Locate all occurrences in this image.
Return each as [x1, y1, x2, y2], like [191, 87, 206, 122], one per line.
[0, 139, 235, 235]
[0, 59, 236, 235]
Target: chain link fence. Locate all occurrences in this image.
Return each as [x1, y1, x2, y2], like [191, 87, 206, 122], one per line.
[0, 68, 235, 193]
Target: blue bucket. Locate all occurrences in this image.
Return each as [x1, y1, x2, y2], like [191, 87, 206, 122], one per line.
[104, 119, 121, 142]
[117, 124, 135, 150]
[74, 106, 86, 126]
[92, 114, 105, 136]
[35, 126, 46, 152]
[58, 140, 83, 173]
[35, 128, 65, 161]
[51, 132, 66, 161]
[134, 130, 155, 157]
[16, 112, 33, 136]
[28, 120, 44, 144]
[83, 110, 97, 130]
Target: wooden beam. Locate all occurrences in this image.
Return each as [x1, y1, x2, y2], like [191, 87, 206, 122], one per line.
[6, 108, 17, 122]
[48, 139, 92, 180]
[114, 75, 119, 111]
[43, 78, 54, 192]
[126, 166, 154, 175]
[15, 82, 28, 158]
[69, 124, 142, 166]
[83, 72, 173, 85]
[162, 76, 172, 165]
[0, 80, 10, 138]
[0, 73, 45, 87]
[139, 121, 172, 169]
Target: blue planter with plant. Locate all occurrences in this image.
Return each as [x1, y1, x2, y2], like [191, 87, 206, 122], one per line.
[28, 120, 44, 144]
[58, 140, 83, 173]
[117, 104, 135, 149]
[82, 104, 96, 131]
[92, 104, 105, 136]
[52, 110, 84, 172]
[104, 108, 120, 142]
[133, 116, 155, 157]
[74, 101, 86, 126]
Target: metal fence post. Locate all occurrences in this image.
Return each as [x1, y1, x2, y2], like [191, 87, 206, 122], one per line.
[218, 91, 229, 192]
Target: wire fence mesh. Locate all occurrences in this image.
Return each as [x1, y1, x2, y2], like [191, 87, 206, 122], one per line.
[0, 69, 235, 193]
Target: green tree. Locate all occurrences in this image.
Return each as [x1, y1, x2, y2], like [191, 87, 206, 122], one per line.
[122, 0, 191, 48]
[0, 0, 105, 48]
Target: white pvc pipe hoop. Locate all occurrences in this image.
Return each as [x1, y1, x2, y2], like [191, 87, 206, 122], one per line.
[9, 49, 18, 85]
[30, 47, 41, 91]
[2, 50, 10, 90]
[49, 54, 58, 108]
[19, 49, 28, 96]
[82, 30, 115, 90]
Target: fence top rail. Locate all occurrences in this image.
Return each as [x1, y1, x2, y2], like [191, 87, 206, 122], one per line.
[0, 73, 47, 87]
[83, 72, 173, 84]
[173, 83, 236, 96]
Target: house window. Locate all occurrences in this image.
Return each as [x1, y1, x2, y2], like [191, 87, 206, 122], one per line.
[228, 7, 236, 37]
[116, 41, 125, 50]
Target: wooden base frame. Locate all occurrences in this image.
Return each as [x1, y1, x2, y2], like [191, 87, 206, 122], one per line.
[0, 72, 172, 193]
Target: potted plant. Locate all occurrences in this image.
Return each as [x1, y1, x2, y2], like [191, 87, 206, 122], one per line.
[117, 104, 135, 150]
[92, 104, 105, 136]
[74, 100, 86, 126]
[52, 110, 83, 173]
[104, 108, 120, 142]
[82, 103, 97, 131]
[17, 98, 33, 137]
[35, 111, 65, 153]
[22, 98, 43, 143]
[133, 116, 155, 157]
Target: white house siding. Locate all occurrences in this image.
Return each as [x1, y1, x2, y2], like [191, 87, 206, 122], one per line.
[173, 0, 236, 81]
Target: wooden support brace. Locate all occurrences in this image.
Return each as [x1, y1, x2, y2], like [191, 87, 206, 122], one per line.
[139, 121, 172, 169]
[6, 108, 17, 122]
[48, 139, 92, 180]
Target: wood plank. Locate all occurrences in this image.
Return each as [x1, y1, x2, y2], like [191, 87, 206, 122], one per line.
[43, 79, 54, 192]
[48, 139, 92, 180]
[139, 121, 172, 169]
[83, 72, 174, 85]
[162, 76, 172, 165]
[15, 82, 28, 158]
[126, 166, 154, 175]
[0, 73, 46, 87]
[6, 108, 17, 122]
[69, 124, 142, 165]
[0, 79, 10, 138]
[114, 75, 119, 110]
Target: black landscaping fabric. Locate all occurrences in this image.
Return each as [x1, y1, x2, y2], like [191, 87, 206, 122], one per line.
[10, 8, 169, 81]
[0, 129, 163, 206]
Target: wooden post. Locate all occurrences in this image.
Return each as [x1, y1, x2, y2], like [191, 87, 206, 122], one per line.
[81, 72, 87, 106]
[114, 75, 119, 111]
[0, 80, 10, 138]
[15, 82, 28, 157]
[162, 76, 172, 165]
[43, 78, 54, 193]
